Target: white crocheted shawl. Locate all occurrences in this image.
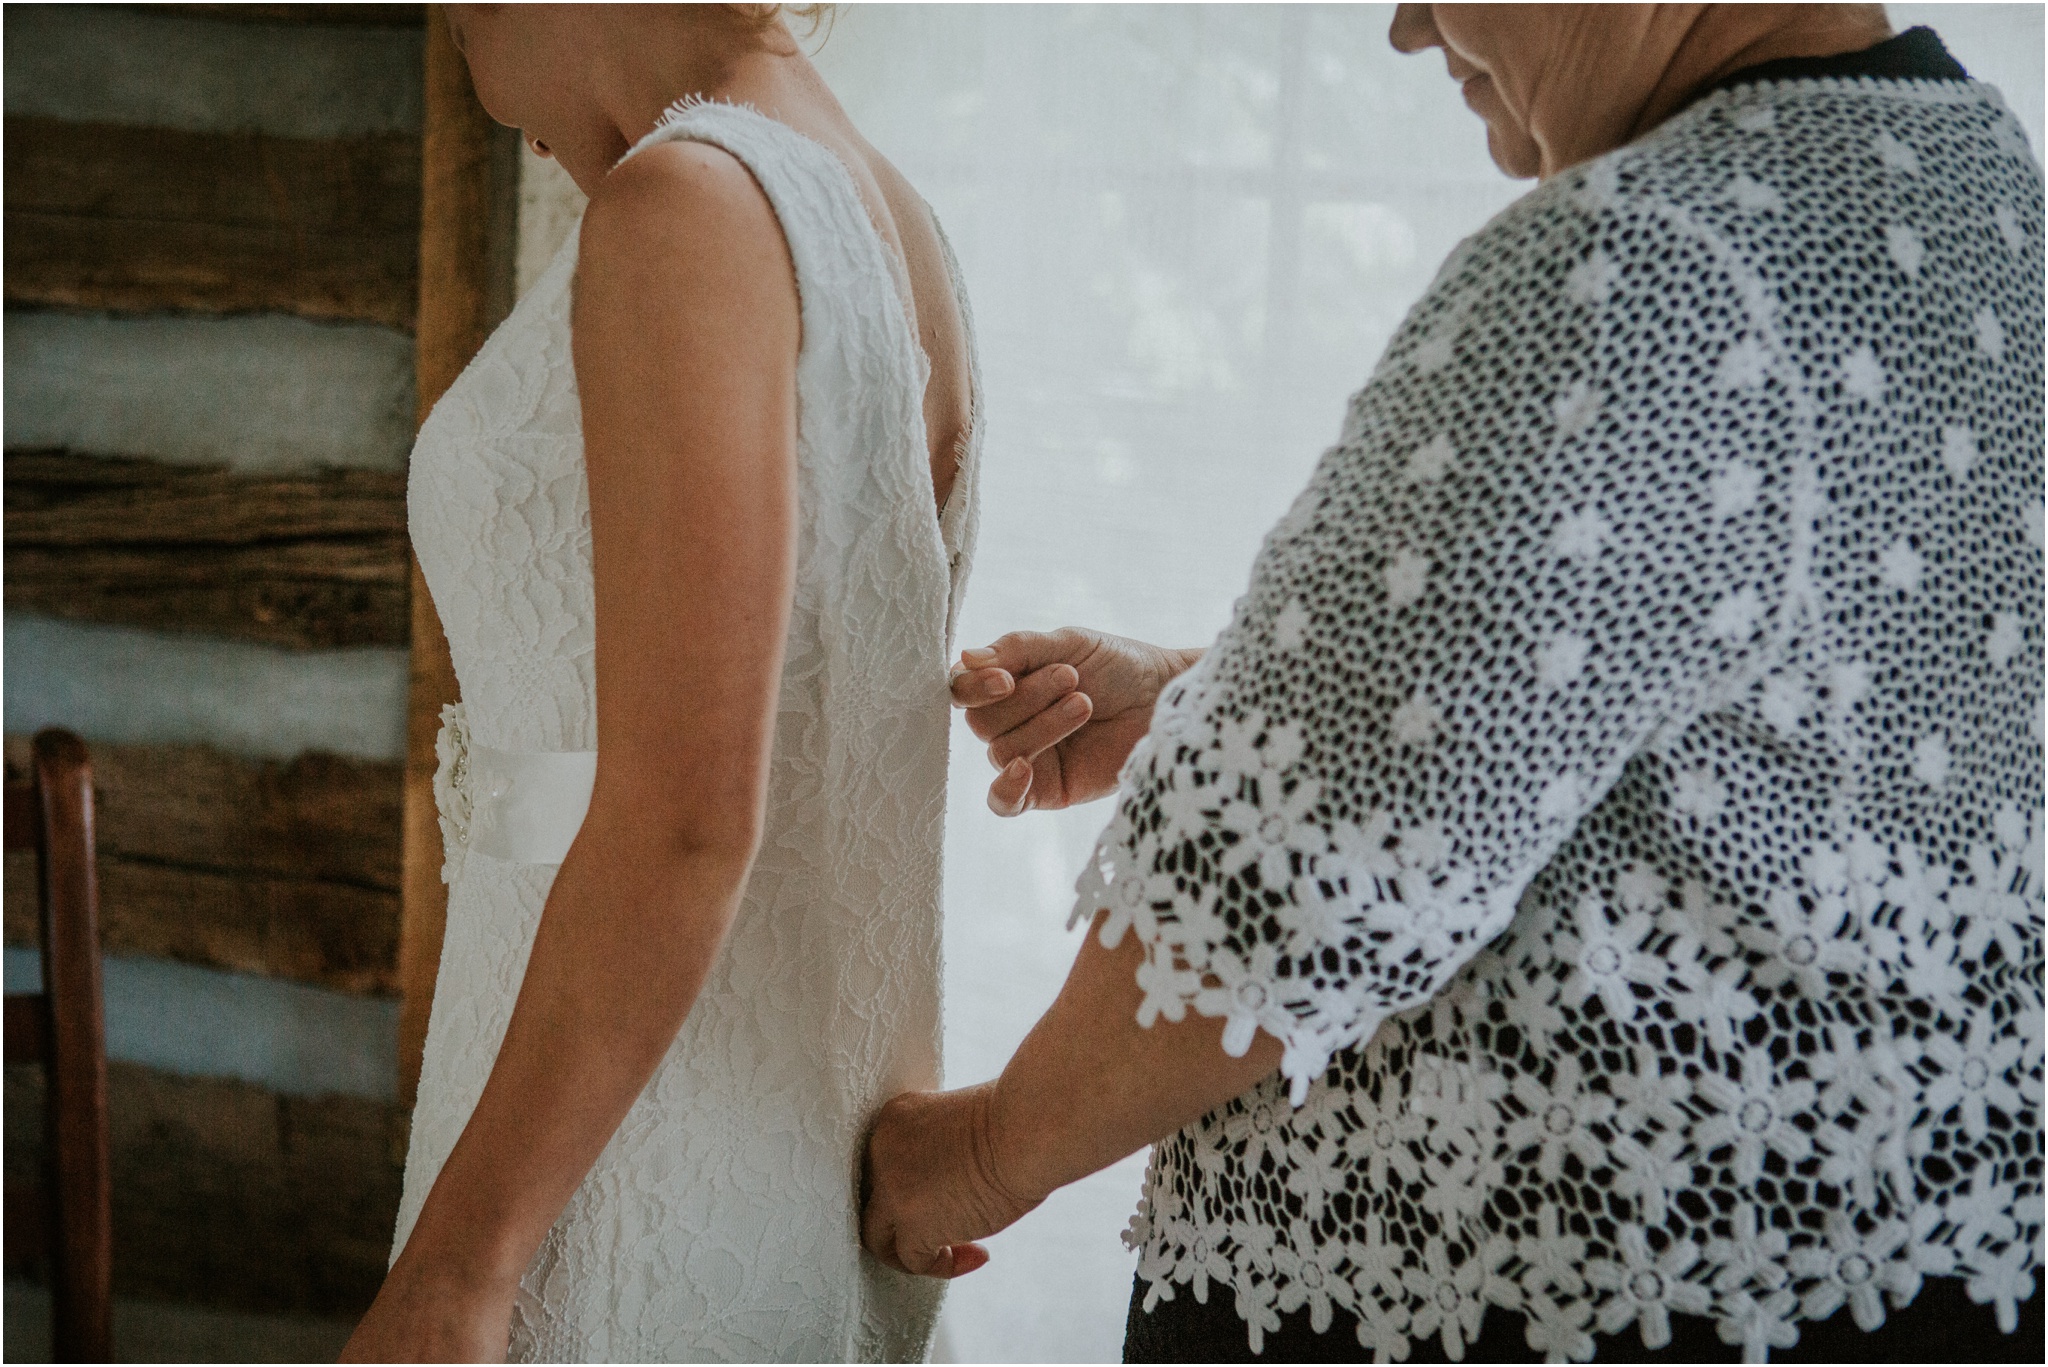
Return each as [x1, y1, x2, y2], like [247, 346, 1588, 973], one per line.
[1082, 76, 2044, 1362]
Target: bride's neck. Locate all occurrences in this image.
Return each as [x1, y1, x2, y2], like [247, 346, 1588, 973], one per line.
[565, 17, 820, 192]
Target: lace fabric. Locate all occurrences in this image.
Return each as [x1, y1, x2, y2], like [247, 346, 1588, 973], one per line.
[397, 102, 982, 1361]
[1078, 80, 2044, 1360]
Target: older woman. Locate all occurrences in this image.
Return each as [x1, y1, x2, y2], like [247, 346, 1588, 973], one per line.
[862, 4, 2042, 1362]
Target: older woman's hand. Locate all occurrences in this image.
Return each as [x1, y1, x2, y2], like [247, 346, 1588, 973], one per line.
[862, 922, 1282, 1285]
[860, 1082, 1040, 1277]
[949, 628, 1203, 815]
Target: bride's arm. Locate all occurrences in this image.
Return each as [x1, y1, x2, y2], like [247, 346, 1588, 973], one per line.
[344, 140, 800, 1364]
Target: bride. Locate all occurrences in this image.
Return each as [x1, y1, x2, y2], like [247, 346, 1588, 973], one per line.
[341, 5, 982, 1361]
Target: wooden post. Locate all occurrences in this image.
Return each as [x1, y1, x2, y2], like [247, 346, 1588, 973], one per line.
[398, 6, 517, 1108]
[28, 731, 112, 1364]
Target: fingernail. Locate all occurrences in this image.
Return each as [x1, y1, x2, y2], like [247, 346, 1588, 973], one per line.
[961, 647, 998, 665]
[1006, 757, 1029, 778]
[1052, 664, 1079, 689]
[1059, 694, 1088, 718]
[982, 674, 1013, 699]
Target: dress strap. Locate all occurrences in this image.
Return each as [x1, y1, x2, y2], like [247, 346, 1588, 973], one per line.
[616, 99, 927, 387]
[611, 98, 956, 620]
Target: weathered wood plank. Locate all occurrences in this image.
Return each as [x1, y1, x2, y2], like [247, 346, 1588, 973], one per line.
[5, 546, 405, 652]
[6, 212, 415, 327]
[9, 118, 419, 235]
[5, 451, 408, 648]
[5, 855, 399, 998]
[4, 780, 32, 851]
[72, 736, 402, 891]
[3, 738, 401, 994]
[150, 4, 425, 26]
[5, 116, 420, 329]
[5, 451, 406, 544]
[5, 1061, 403, 1316]
[401, 8, 519, 1106]
[5, 997, 47, 1066]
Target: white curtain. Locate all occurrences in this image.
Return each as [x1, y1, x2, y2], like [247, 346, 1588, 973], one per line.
[813, 7, 1521, 1358]
[512, 5, 2041, 1359]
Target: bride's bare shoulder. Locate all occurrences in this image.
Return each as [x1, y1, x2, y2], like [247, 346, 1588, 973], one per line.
[575, 137, 793, 305]
[571, 134, 798, 454]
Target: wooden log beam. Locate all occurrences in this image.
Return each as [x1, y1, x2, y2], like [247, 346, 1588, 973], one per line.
[6, 859, 399, 998]
[4, 737, 400, 913]
[5, 451, 406, 547]
[4, 543, 404, 650]
[148, 4, 426, 26]
[5, 450, 409, 649]
[4, 1061, 404, 1317]
[4, 115, 421, 329]
[3, 737, 401, 995]
[399, 8, 518, 1107]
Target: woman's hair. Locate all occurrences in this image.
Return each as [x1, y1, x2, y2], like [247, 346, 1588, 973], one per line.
[730, 4, 835, 42]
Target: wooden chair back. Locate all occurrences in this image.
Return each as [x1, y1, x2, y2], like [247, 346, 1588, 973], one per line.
[4, 729, 113, 1362]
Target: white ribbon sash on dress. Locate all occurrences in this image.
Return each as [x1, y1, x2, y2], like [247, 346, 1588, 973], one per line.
[466, 743, 596, 864]
[434, 703, 596, 873]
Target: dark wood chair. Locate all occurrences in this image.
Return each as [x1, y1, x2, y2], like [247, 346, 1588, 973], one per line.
[5, 728, 113, 1362]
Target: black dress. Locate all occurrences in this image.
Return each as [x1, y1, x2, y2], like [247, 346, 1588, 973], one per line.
[1122, 26, 2045, 1365]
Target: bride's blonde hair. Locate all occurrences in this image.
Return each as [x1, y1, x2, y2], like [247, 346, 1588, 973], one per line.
[731, 4, 835, 42]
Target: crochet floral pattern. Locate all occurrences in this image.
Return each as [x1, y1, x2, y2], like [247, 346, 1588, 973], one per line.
[1081, 79, 2043, 1361]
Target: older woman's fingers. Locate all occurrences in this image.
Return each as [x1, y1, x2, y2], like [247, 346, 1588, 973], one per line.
[858, 1143, 904, 1271]
[962, 663, 1080, 742]
[960, 629, 1089, 680]
[898, 1239, 990, 1279]
[988, 758, 1031, 816]
[857, 1183, 885, 1252]
[917, 1244, 989, 1279]
[987, 689, 1093, 769]
[860, 1203, 908, 1275]
[948, 666, 1014, 708]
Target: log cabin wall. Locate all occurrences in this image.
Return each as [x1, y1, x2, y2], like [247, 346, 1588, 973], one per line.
[1, 2, 516, 1325]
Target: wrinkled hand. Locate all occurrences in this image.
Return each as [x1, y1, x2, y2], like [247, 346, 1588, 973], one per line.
[339, 1252, 515, 1363]
[860, 1084, 1041, 1278]
[949, 629, 1201, 815]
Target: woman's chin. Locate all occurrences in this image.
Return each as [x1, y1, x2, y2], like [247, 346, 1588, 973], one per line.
[1483, 123, 1543, 180]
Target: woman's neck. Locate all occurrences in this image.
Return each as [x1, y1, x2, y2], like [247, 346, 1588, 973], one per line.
[1629, 3, 1894, 143]
[556, 14, 815, 194]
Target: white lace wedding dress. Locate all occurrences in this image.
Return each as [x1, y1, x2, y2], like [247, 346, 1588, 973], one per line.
[393, 103, 981, 1362]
